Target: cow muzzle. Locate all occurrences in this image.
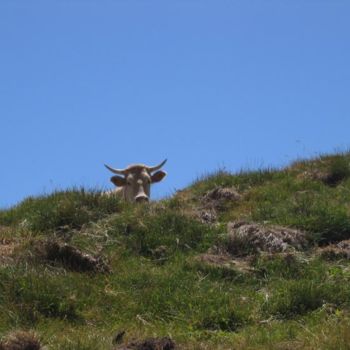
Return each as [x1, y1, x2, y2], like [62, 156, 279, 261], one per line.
[135, 195, 149, 203]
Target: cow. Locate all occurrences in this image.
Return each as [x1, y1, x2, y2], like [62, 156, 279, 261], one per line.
[104, 159, 167, 202]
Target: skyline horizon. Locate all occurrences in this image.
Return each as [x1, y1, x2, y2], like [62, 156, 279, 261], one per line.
[1, 1, 349, 208]
[2, 146, 350, 209]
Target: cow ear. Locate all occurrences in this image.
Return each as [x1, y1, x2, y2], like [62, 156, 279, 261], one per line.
[111, 176, 126, 187]
[151, 170, 167, 183]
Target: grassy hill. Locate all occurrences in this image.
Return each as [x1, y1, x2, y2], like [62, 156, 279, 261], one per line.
[1, 152, 350, 349]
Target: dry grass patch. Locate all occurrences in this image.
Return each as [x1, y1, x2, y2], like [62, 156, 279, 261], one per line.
[318, 239, 350, 260]
[225, 222, 307, 256]
[0, 331, 42, 350]
[192, 253, 253, 274]
[199, 186, 242, 222]
[28, 240, 110, 272]
[0, 238, 18, 266]
[203, 186, 241, 206]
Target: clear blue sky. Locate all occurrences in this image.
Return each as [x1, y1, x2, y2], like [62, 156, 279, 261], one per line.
[1, 1, 349, 208]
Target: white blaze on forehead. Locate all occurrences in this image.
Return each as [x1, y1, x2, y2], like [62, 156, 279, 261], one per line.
[123, 167, 151, 201]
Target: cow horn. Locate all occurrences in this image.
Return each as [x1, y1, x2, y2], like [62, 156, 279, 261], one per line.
[104, 164, 127, 175]
[146, 159, 167, 173]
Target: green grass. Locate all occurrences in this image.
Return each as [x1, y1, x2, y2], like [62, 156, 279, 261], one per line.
[0, 189, 122, 233]
[0, 267, 81, 327]
[106, 204, 218, 258]
[1, 152, 350, 348]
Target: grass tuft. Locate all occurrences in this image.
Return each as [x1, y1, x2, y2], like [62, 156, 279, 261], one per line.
[108, 204, 217, 258]
[0, 189, 122, 233]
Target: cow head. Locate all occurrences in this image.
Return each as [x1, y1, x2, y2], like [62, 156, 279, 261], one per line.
[104, 159, 167, 202]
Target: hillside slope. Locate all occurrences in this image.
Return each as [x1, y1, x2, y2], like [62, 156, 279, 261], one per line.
[1, 153, 350, 349]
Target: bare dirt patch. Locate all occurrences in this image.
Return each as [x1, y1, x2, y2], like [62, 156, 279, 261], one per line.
[226, 222, 307, 256]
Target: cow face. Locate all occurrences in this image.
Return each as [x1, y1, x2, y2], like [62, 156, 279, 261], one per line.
[105, 160, 167, 203]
